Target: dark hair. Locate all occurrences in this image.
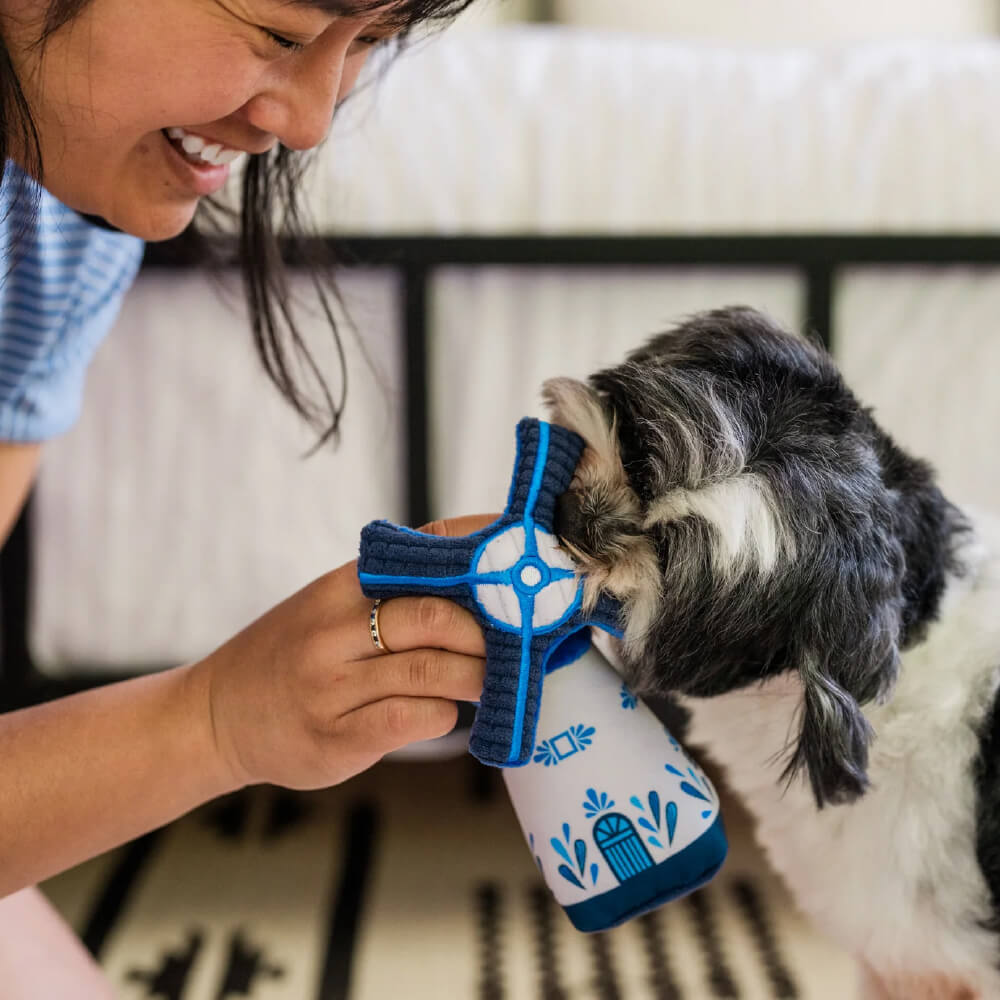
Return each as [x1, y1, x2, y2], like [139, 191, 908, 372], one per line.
[1, 0, 479, 447]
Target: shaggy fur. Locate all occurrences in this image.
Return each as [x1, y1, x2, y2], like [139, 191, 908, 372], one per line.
[544, 307, 1000, 998]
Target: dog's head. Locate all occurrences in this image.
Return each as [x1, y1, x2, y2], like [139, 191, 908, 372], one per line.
[545, 306, 966, 808]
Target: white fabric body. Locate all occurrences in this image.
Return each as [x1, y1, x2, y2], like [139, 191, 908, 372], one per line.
[503, 644, 721, 909]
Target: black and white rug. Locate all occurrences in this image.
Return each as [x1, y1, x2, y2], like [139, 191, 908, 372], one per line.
[42, 757, 859, 1000]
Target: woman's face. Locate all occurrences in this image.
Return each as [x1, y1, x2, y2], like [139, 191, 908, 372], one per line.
[1, 0, 395, 239]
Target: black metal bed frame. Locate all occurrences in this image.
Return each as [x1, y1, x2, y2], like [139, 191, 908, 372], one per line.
[1, 232, 998, 710]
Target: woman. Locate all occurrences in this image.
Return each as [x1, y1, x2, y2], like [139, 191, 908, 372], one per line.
[0, 1, 489, 995]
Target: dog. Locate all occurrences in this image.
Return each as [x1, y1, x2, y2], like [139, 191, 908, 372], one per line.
[544, 306, 1000, 1000]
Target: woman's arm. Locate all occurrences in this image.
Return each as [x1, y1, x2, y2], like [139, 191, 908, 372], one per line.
[0, 501, 489, 898]
[0, 442, 41, 547]
[0, 443, 230, 895]
[0, 662, 232, 897]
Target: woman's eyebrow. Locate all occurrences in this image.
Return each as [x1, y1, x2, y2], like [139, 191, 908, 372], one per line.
[282, 0, 398, 14]
[277, 0, 409, 34]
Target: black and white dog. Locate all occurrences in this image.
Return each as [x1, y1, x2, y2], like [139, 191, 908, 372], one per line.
[545, 307, 1000, 1000]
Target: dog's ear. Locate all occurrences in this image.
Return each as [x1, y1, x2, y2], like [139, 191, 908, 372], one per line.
[781, 593, 901, 808]
[782, 659, 876, 808]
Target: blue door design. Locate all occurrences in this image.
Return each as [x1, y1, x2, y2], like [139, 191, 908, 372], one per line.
[592, 812, 654, 882]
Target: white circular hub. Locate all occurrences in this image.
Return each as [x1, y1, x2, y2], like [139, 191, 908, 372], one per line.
[473, 525, 580, 631]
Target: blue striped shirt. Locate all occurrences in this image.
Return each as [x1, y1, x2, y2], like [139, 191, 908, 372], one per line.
[0, 162, 145, 441]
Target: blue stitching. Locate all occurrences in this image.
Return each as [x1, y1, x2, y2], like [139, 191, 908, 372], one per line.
[508, 588, 536, 763]
[507, 422, 552, 762]
[359, 569, 512, 589]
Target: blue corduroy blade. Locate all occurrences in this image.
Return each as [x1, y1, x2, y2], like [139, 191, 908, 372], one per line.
[358, 418, 624, 767]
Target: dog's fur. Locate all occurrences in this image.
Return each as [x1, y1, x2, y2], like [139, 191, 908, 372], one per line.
[544, 307, 1000, 998]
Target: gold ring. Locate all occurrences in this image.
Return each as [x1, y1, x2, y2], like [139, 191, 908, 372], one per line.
[369, 598, 391, 653]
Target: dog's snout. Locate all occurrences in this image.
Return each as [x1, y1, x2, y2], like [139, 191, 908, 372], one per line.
[555, 491, 589, 552]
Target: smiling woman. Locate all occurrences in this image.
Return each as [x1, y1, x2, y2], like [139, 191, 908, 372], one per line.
[0, 0, 478, 442]
[0, 1, 494, 998]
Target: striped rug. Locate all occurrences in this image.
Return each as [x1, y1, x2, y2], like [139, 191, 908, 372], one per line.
[41, 756, 859, 1000]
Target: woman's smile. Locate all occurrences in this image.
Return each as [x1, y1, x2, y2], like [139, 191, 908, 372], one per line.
[159, 128, 236, 197]
[159, 126, 258, 198]
[163, 127, 247, 167]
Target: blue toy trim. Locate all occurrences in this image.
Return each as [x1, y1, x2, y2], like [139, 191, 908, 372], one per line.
[562, 815, 729, 933]
[545, 623, 615, 675]
[508, 421, 551, 763]
[359, 570, 512, 589]
[357, 418, 625, 767]
[509, 592, 533, 763]
[522, 420, 549, 558]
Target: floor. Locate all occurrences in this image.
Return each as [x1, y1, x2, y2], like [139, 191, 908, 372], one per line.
[41, 756, 860, 1000]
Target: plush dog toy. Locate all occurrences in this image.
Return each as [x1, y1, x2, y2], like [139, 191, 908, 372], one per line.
[358, 418, 727, 931]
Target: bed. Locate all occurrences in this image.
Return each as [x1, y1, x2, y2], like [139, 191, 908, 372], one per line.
[2, 28, 999, 705]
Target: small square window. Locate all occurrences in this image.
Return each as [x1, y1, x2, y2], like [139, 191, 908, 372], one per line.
[551, 731, 579, 760]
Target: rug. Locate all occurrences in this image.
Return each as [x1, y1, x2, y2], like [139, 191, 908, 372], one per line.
[41, 756, 859, 1000]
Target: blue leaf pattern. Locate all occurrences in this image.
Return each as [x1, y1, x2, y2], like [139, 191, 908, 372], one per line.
[574, 839, 587, 875]
[551, 838, 572, 867]
[649, 836, 663, 849]
[648, 791, 661, 828]
[664, 763, 685, 778]
[558, 864, 585, 889]
[666, 802, 678, 844]
[680, 781, 710, 802]
[638, 817, 657, 834]
[590, 863, 599, 886]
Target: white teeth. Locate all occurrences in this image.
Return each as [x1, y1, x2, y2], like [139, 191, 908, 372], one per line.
[166, 127, 245, 168]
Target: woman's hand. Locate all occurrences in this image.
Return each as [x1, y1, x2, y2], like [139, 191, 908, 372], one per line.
[195, 515, 495, 791]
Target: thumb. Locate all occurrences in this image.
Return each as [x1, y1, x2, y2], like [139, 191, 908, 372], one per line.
[417, 514, 501, 538]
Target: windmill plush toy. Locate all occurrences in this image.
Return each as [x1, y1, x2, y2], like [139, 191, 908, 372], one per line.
[358, 418, 727, 932]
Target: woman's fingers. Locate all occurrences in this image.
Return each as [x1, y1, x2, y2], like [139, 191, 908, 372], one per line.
[376, 595, 486, 657]
[336, 513, 501, 661]
[373, 649, 485, 704]
[352, 594, 486, 661]
[339, 696, 460, 757]
[332, 648, 485, 716]
[417, 514, 500, 538]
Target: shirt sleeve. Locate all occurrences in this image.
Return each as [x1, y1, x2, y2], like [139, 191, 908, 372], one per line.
[0, 183, 145, 442]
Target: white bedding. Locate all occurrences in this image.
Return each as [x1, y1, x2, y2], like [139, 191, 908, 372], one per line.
[318, 30, 1000, 233]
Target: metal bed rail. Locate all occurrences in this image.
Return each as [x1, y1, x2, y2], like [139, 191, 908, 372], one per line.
[2, 233, 998, 707]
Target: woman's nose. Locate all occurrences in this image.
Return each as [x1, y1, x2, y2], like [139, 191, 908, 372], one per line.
[242, 44, 364, 152]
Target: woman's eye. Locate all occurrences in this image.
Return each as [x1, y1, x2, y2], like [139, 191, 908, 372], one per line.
[262, 29, 385, 56]
[263, 29, 305, 53]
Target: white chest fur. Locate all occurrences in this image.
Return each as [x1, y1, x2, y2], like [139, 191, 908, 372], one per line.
[680, 514, 1000, 984]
